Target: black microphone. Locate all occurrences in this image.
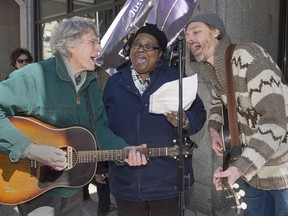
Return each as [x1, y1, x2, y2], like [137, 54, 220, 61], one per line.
[172, 30, 184, 52]
[177, 29, 184, 41]
[169, 29, 184, 67]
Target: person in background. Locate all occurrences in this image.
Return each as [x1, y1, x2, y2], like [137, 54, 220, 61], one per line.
[9, 48, 33, 69]
[83, 160, 113, 216]
[0, 16, 147, 216]
[95, 161, 113, 216]
[185, 13, 288, 216]
[103, 23, 206, 216]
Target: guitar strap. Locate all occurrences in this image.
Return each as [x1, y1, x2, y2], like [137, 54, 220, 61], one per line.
[225, 44, 242, 158]
[85, 89, 100, 150]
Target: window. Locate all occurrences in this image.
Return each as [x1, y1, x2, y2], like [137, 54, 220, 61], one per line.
[72, 0, 95, 11]
[41, 21, 59, 59]
[39, 0, 67, 19]
[34, 0, 125, 60]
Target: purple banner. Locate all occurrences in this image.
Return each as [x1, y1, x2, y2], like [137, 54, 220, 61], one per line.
[97, 0, 198, 74]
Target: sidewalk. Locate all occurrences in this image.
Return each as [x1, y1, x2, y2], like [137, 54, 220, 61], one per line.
[0, 184, 208, 216]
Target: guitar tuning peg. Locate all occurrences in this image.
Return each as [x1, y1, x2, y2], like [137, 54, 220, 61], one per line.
[239, 202, 247, 210]
[235, 189, 245, 200]
[232, 201, 247, 211]
[232, 183, 239, 189]
[237, 189, 245, 197]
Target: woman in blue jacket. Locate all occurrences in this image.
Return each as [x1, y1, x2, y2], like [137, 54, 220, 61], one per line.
[103, 23, 206, 216]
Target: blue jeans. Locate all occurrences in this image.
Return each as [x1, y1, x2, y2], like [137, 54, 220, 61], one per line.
[243, 182, 288, 216]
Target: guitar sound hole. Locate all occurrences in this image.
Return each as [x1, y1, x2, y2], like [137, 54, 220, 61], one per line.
[38, 166, 63, 184]
[37, 146, 77, 188]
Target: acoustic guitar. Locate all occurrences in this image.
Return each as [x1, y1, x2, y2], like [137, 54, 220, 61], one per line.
[0, 116, 193, 205]
[221, 105, 247, 214]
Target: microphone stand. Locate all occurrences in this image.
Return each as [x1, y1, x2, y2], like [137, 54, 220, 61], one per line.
[176, 31, 185, 216]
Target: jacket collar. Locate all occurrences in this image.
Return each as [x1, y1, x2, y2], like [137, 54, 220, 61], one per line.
[117, 58, 168, 79]
[55, 54, 97, 89]
[205, 35, 232, 95]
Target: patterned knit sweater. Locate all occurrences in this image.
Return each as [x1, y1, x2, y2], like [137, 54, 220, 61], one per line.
[206, 35, 288, 190]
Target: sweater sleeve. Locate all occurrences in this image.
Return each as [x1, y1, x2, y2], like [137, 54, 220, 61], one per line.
[184, 94, 207, 135]
[0, 71, 34, 162]
[207, 88, 224, 132]
[233, 44, 287, 181]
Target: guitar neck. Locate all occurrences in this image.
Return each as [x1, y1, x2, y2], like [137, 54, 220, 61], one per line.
[76, 147, 170, 163]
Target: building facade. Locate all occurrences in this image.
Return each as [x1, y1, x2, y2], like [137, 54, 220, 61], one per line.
[0, 0, 286, 215]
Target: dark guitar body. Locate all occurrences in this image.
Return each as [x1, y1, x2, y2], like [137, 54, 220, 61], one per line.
[0, 116, 194, 205]
[0, 116, 97, 205]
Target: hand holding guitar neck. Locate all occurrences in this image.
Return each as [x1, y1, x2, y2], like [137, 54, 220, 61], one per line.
[221, 175, 247, 213]
[213, 166, 247, 214]
[216, 104, 247, 214]
[124, 144, 148, 166]
[213, 166, 241, 190]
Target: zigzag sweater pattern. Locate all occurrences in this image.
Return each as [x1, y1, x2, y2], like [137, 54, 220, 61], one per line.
[205, 35, 288, 190]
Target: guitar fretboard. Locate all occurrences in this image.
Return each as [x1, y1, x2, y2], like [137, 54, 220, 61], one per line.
[77, 147, 170, 163]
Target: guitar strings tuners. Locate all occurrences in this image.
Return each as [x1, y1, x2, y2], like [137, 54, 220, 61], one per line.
[237, 189, 245, 198]
[238, 202, 247, 210]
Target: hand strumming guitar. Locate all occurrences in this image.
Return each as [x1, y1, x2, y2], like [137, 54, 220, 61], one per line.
[209, 128, 224, 156]
[25, 143, 68, 171]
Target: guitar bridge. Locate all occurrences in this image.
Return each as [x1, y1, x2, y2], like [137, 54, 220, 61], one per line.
[30, 160, 37, 177]
[66, 146, 73, 170]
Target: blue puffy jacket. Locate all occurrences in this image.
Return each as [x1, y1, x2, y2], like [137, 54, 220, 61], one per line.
[103, 60, 206, 201]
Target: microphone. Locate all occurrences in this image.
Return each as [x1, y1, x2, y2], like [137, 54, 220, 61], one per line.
[169, 29, 184, 67]
[172, 29, 184, 52]
[177, 29, 184, 41]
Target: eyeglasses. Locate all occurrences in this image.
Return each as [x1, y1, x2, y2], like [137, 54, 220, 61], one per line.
[131, 42, 160, 51]
[17, 58, 30, 64]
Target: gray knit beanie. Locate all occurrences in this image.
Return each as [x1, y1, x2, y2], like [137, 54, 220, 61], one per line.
[189, 13, 226, 35]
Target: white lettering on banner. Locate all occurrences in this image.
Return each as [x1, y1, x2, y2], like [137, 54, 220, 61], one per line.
[129, 0, 145, 17]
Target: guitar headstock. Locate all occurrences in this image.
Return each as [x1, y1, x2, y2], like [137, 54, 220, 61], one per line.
[222, 181, 247, 214]
[168, 137, 197, 158]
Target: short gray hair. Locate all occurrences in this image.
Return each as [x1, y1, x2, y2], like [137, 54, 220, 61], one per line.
[50, 16, 99, 58]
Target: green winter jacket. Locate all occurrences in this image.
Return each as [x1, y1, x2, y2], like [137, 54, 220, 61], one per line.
[0, 55, 127, 198]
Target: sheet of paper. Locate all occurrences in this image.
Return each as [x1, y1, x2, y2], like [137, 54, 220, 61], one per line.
[149, 74, 198, 114]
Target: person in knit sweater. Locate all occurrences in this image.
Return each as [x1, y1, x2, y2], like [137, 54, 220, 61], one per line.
[185, 13, 288, 215]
